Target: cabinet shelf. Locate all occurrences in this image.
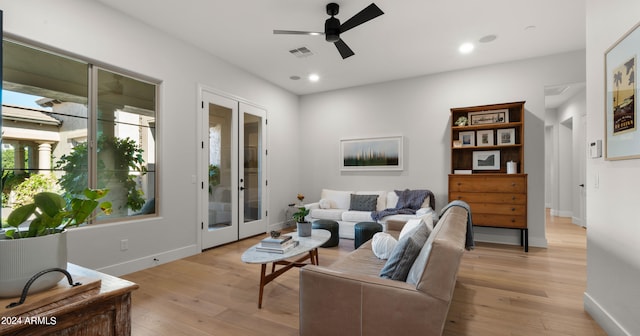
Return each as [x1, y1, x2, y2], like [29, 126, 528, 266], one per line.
[452, 144, 522, 151]
[452, 121, 523, 132]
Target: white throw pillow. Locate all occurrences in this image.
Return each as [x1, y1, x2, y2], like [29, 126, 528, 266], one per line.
[385, 191, 399, 209]
[371, 232, 398, 259]
[399, 218, 424, 240]
[320, 189, 353, 209]
[318, 198, 333, 209]
[419, 212, 434, 230]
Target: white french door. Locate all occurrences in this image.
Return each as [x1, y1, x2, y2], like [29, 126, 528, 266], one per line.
[200, 90, 267, 249]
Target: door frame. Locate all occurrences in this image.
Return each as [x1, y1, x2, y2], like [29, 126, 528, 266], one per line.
[197, 85, 268, 250]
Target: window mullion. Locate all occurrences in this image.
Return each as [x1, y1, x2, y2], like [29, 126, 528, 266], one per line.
[88, 65, 98, 191]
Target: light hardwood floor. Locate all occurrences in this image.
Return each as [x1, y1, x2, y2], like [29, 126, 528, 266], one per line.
[123, 213, 606, 335]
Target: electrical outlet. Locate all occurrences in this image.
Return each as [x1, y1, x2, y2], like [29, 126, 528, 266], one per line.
[120, 239, 129, 251]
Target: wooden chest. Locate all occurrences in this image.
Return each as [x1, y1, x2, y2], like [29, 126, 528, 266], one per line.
[448, 174, 528, 230]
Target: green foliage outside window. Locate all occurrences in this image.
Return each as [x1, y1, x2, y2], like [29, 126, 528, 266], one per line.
[56, 135, 147, 212]
[12, 173, 60, 207]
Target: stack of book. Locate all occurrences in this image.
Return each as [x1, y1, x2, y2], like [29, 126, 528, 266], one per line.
[256, 235, 299, 253]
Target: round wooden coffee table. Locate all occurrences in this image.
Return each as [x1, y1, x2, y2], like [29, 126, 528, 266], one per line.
[241, 229, 330, 308]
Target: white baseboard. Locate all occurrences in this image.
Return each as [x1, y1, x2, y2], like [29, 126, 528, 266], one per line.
[572, 216, 585, 227]
[550, 209, 573, 218]
[268, 220, 294, 232]
[96, 244, 199, 277]
[584, 292, 631, 336]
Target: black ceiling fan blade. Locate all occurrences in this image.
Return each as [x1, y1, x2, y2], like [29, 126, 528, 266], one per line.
[339, 3, 384, 34]
[334, 39, 355, 59]
[273, 30, 324, 36]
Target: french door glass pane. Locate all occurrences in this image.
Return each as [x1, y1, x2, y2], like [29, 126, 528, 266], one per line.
[243, 112, 262, 222]
[208, 104, 232, 229]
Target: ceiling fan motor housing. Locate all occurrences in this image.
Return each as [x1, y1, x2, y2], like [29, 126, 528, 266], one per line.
[325, 16, 341, 42]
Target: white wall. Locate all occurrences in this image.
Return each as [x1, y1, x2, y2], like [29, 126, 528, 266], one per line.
[585, 0, 640, 334]
[0, 0, 300, 275]
[299, 51, 586, 248]
[545, 87, 587, 223]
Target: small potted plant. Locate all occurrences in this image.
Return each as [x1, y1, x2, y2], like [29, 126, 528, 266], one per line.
[455, 116, 468, 126]
[292, 206, 311, 237]
[0, 189, 112, 298]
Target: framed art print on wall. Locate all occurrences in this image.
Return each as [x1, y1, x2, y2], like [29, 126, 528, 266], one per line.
[605, 20, 640, 160]
[340, 136, 403, 171]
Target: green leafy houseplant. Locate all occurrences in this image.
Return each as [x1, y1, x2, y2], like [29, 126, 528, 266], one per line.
[0, 188, 112, 298]
[3, 189, 112, 239]
[293, 207, 312, 237]
[292, 206, 310, 223]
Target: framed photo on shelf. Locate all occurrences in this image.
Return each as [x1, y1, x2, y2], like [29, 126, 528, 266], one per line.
[605, 20, 640, 160]
[476, 130, 494, 146]
[340, 135, 403, 171]
[472, 150, 500, 170]
[497, 128, 516, 145]
[459, 131, 475, 147]
[468, 109, 509, 125]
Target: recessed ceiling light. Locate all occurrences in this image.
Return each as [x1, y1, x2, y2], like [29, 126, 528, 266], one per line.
[525, 25, 536, 31]
[459, 42, 474, 54]
[308, 74, 320, 82]
[479, 34, 497, 43]
[290, 75, 301, 80]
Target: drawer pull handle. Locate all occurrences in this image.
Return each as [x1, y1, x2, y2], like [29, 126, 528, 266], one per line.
[512, 208, 516, 211]
[511, 219, 516, 223]
[512, 197, 516, 201]
[457, 196, 462, 200]
[512, 183, 516, 187]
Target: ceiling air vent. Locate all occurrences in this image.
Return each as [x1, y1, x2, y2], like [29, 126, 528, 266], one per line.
[289, 47, 314, 58]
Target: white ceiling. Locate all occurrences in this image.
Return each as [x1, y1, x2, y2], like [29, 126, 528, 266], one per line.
[94, 0, 586, 96]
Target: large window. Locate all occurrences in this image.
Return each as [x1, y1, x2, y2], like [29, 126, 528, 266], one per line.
[1, 40, 157, 223]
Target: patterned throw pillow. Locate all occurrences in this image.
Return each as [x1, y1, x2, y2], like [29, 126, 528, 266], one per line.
[349, 194, 379, 211]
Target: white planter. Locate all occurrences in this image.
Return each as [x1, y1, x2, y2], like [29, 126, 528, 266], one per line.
[0, 231, 67, 298]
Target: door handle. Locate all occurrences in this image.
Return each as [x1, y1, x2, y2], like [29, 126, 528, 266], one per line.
[579, 184, 585, 187]
[239, 186, 245, 191]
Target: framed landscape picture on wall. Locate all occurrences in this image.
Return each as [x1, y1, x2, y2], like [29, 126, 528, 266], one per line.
[605, 20, 640, 160]
[340, 136, 403, 171]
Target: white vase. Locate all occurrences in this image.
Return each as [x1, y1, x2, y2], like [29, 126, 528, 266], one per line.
[297, 222, 312, 237]
[0, 231, 68, 298]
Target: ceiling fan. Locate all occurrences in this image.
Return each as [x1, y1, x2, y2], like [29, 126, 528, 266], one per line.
[273, 3, 384, 59]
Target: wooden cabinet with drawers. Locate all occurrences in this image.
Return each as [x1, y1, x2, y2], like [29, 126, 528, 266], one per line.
[448, 102, 528, 251]
[449, 174, 528, 244]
